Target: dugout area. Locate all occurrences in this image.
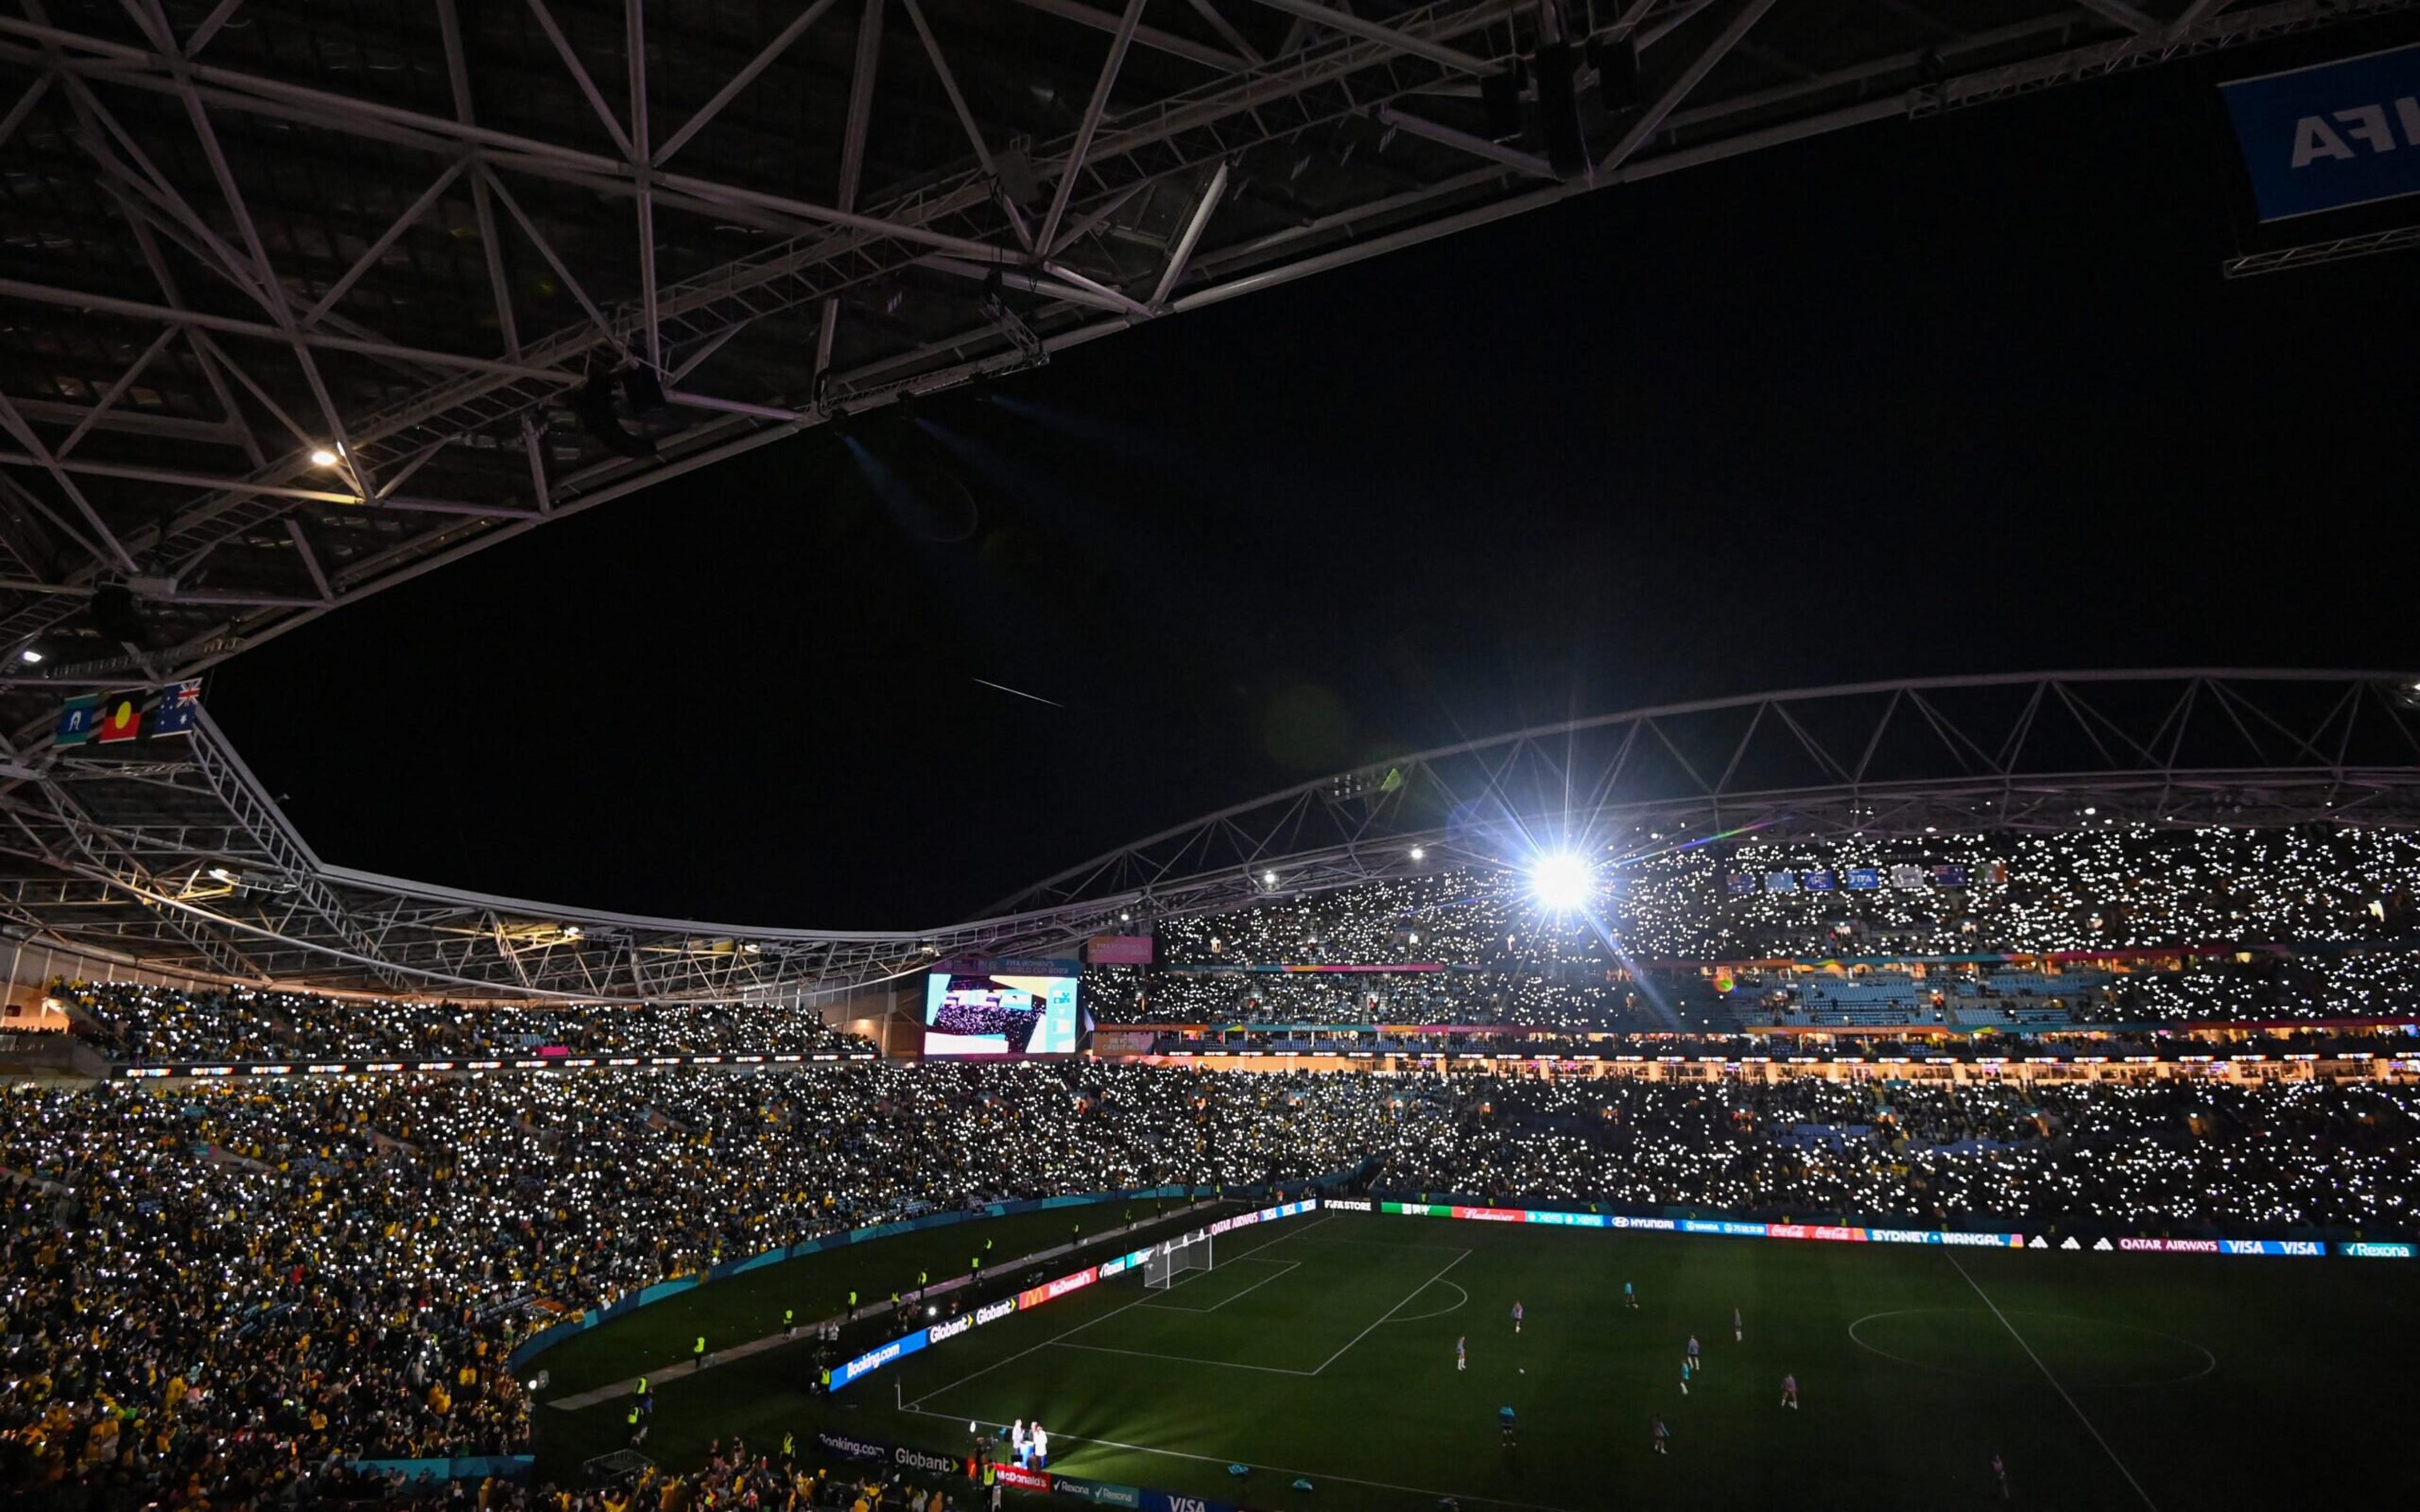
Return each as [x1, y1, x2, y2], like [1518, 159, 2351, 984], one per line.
[536, 1207, 2420, 1509]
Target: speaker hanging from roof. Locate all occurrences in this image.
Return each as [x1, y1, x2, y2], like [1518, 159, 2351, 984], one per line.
[572, 365, 657, 460]
[1480, 56, 1526, 142]
[1590, 35, 1642, 111]
[1534, 40, 1585, 177]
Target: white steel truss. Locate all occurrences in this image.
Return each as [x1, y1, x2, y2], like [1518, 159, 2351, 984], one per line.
[0, 672, 2414, 1004]
[1, 0, 2410, 738]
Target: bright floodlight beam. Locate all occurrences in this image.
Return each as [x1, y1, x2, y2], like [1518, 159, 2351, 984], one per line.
[1531, 852, 1594, 912]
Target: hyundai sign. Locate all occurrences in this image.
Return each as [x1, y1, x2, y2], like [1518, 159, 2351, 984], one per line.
[2220, 43, 2420, 220]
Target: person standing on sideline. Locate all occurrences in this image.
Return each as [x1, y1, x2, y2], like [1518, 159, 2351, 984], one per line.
[1031, 1423, 1050, 1471]
[1780, 1372, 1799, 1409]
[1456, 1335, 1466, 1372]
[694, 1334, 709, 1370]
[1511, 1300, 1524, 1334]
[1010, 1421, 1028, 1468]
[1732, 1307, 1743, 1343]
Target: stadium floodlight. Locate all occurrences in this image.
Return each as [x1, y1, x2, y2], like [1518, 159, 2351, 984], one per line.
[1262, 869, 1278, 886]
[1410, 845, 1426, 861]
[17, 648, 38, 664]
[1531, 851, 1594, 912]
[308, 445, 340, 467]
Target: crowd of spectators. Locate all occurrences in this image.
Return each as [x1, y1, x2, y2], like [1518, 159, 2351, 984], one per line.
[0, 1060, 1404, 1504]
[1371, 1073, 2420, 1234]
[1095, 823, 2420, 1028]
[1, 1046, 2416, 1504]
[56, 984, 871, 1063]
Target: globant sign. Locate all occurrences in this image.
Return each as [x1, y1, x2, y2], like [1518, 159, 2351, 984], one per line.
[927, 1313, 974, 1344]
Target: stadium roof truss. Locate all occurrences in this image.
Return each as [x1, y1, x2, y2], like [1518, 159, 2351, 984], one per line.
[0, 0, 2413, 735]
[0, 670, 2416, 1002]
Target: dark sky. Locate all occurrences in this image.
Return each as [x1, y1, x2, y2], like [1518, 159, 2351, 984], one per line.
[207, 38, 2420, 930]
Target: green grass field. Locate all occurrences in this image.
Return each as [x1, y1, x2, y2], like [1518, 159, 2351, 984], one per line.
[536, 1206, 2420, 1508]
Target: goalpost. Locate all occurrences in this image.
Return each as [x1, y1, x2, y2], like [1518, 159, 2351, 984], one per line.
[1144, 1232, 1213, 1290]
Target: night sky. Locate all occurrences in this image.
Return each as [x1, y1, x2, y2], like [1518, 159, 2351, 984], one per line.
[207, 43, 2420, 930]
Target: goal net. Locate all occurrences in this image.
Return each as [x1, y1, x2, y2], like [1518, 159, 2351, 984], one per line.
[1144, 1233, 1213, 1290]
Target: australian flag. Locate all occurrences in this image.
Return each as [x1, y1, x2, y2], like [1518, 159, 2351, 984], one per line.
[151, 679, 202, 738]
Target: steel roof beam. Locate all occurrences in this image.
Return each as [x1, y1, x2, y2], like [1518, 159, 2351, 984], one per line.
[1236, 0, 1500, 74]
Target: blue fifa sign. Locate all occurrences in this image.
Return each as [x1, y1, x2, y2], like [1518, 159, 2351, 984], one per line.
[2220, 43, 2420, 220]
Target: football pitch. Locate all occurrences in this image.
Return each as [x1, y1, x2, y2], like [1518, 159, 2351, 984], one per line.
[538, 1206, 2420, 1508]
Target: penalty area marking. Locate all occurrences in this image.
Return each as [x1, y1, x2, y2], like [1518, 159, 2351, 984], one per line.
[1379, 1277, 1469, 1326]
[895, 1401, 1586, 1512]
[1947, 1249, 2162, 1512]
[1135, 1257, 1301, 1313]
[1847, 1308, 2218, 1388]
[903, 1210, 1331, 1411]
[1311, 1247, 1470, 1375]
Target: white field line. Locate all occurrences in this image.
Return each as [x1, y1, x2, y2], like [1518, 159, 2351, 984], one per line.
[1049, 1340, 1314, 1375]
[1312, 1247, 1471, 1375]
[904, 1210, 1331, 1410]
[1945, 1251, 2160, 1512]
[1378, 1277, 1468, 1326]
[1136, 1258, 1299, 1314]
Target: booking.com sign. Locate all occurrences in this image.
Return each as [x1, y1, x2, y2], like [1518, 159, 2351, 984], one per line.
[2221, 42, 2420, 220]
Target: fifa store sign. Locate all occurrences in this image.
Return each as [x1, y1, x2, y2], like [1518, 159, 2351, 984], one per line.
[2221, 42, 2420, 220]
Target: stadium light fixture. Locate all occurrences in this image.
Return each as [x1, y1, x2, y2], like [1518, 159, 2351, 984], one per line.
[17, 648, 38, 664]
[1262, 869, 1278, 886]
[1530, 852, 1594, 912]
[1409, 846, 1426, 862]
[308, 445, 342, 467]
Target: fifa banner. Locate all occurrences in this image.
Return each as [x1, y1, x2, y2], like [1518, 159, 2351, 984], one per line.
[833, 1199, 1320, 1390]
[2220, 42, 2420, 220]
[1378, 1202, 2406, 1259]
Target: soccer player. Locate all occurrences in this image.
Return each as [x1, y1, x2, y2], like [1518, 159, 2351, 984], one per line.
[1624, 1281, 1637, 1310]
[1651, 1414, 1668, 1455]
[1687, 1334, 1701, 1372]
[1456, 1335, 1466, 1372]
[1780, 1372, 1799, 1409]
[1498, 1405, 1516, 1448]
[1511, 1300, 1524, 1334]
[1992, 1453, 2010, 1500]
[1679, 1357, 1690, 1395]
[1732, 1306, 1743, 1343]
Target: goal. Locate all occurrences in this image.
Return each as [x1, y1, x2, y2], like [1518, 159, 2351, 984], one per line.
[1144, 1233, 1213, 1290]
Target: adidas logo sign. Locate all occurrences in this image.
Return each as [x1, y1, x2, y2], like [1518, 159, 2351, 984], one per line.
[2060, 1236, 2081, 1251]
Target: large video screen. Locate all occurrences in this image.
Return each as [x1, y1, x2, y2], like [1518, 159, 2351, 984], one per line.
[923, 970, 1080, 1056]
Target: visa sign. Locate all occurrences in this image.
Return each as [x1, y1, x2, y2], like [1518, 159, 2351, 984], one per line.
[2221, 42, 2420, 220]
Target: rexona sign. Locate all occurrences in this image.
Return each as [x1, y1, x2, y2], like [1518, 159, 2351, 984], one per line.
[2221, 42, 2420, 220]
